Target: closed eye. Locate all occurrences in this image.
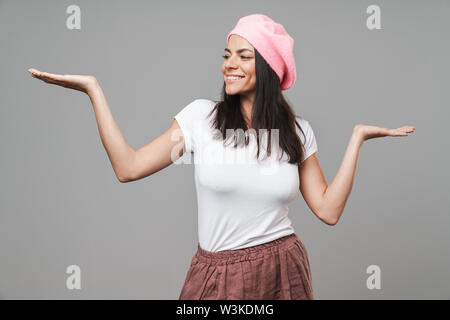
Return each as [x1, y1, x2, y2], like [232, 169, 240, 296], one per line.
[222, 55, 251, 59]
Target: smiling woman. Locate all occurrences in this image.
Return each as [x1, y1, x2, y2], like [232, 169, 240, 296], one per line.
[27, 12, 415, 302]
[175, 13, 415, 301]
[175, 14, 321, 300]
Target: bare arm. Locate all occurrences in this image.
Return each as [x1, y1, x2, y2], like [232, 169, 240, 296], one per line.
[28, 68, 187, 183]
[315, 129, 363, 225]
[86, 82, 135, 182]
[88, 83, 187, 182]
[299, 124, 416, 226]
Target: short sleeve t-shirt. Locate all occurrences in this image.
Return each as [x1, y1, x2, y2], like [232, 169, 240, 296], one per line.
[174, 98, 318, 252]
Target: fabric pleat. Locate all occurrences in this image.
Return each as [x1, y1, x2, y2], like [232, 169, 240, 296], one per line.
[179, 233, 314, 300]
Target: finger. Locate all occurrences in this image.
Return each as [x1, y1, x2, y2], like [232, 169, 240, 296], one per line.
[31, 70, 64, 83]
[41, 77, 61, 85]
[30, 70, 45, 78]
[39, 74, 65, 85]
[30, 69, 46, 78]
[29, 69, 66, 87]
[390, 129, 405, 136]
[401, 126, 415, 133]
[40, 72, 62, 81]
[28, 68, 40, 75]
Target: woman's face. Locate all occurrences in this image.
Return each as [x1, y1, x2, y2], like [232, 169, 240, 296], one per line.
[221, 35, 256, 96]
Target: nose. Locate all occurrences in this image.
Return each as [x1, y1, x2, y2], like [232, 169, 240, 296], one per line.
[225, 55, 238, 70]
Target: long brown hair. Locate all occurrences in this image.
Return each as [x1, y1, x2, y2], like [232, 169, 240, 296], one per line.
[206, 48, 307, 164]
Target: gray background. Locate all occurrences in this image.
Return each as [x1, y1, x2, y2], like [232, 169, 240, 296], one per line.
[0, 0, 449, 299]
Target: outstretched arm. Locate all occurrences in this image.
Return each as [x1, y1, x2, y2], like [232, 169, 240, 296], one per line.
[299, 124, 416, 226]
[28, 68, 186, 183]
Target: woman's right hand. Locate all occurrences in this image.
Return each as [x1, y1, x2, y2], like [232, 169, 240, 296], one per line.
[28, 68, 98, 94]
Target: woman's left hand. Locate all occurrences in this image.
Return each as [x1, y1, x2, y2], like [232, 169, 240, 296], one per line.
[354, 124, 416, 141]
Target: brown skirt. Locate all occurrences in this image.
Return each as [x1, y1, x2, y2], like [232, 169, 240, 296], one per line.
[179, 233, 314, 300]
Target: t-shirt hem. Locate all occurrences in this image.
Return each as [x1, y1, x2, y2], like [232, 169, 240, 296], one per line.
[207, 230, 296, 252]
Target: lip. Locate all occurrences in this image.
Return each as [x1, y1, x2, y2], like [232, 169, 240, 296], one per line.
[225, 74, 245, 83]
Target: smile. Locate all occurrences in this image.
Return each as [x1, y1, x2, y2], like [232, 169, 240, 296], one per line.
[225, 76, 245, 83]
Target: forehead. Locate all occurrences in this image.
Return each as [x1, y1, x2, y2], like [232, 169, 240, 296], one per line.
[226, 34, 254, 52]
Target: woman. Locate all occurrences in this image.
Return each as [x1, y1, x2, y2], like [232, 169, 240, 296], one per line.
[28, 14, 415, 300]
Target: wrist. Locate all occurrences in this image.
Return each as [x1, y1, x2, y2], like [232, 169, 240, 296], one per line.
[352, 125, 365, 145]
[351, 128, 365, 147]
[86, 77, 100, 96]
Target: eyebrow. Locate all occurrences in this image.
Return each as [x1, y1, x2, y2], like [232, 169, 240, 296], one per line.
[224, 48, 254, 54]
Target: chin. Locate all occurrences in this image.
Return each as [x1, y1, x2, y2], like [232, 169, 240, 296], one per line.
[225, 88, 242, 95]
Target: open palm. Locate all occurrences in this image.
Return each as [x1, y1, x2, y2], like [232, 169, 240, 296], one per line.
[355, 124, 416, 141]
[28, 68, 97, 94]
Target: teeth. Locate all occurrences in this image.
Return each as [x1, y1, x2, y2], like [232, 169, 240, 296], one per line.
[227, 76, 244, 80]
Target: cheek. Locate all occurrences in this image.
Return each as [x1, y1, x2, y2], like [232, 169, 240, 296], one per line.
[247, 72, 256, 83]
[221, 62, 227, 71]
[245, 66, 255, 79]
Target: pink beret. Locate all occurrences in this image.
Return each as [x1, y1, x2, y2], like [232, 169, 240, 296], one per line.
[227, 14, 296, 90]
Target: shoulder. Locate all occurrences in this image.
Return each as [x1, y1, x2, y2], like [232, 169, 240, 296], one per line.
[294, 115, 317, 143]
[195, 98, 218, 111]
[294, 115, 312, 132]
[192, 98, 218, 121]
[182, 98, 216, 114]
[196, 98, 218, 105]
[177, 98, 216, 117]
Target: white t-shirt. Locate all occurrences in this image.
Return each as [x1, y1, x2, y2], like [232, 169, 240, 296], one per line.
[174, 98, 318, 252]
